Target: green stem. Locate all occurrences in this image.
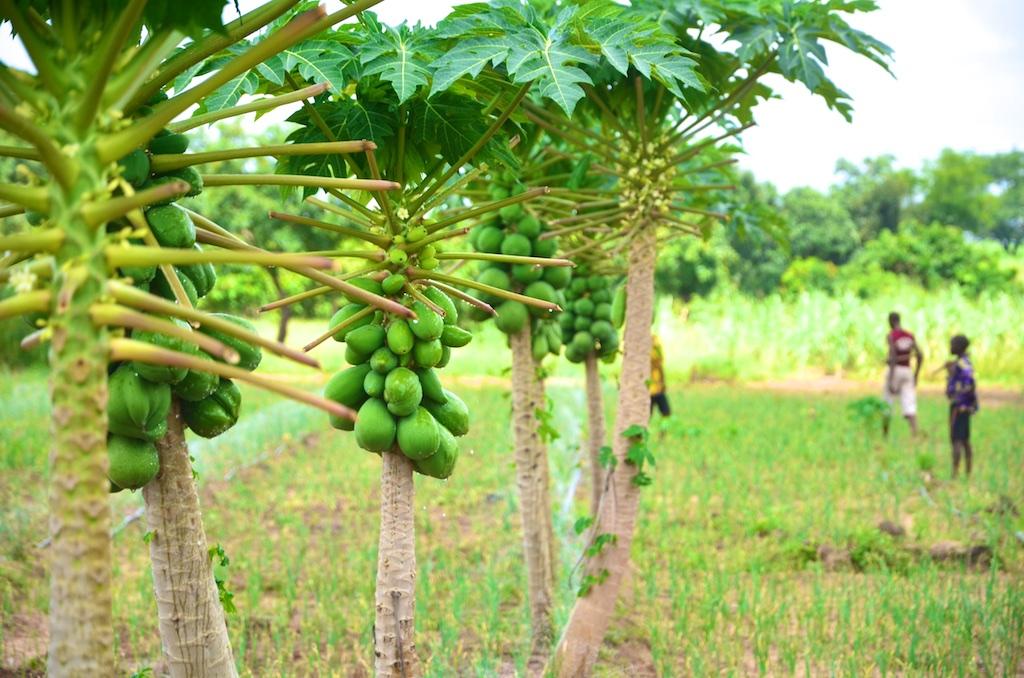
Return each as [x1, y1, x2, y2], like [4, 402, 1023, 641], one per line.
[550, 206, 627, 227]
[106, 245, 332, 269]
[365, 147, 399, 234]
[411, 269, 560, 312]
[202, 174, 399, 192]
[0, 145, 39, 160]
[75, 0, 146, 134]
[402, 282, 445, 317]
[0, 0, 62, 93]
[130, 0, 301, 111]
[306, 196, 380, 231]
[268, 211, 391, 248]
[110, 338, 355, 421]
[82, 180, 189, 227]
[582, 84, 635, 142]
[99, 8, 328, 162]
[401, 226, 469, 253]
[90, 303, 239, 363]
[259, 261, 389, 312]
[522, 109, 614, 164]
[427, 187, 548, 234]
[0, 289, 50, 320]
[0, 181, 48, 216]
[0, 106, 74, 189]
[435, 252, 573, 268]
[539, 220, 612, 241]
[303, 305, 374, 352]
[0, 228, 63, 252]
[410, 166, 486, 223]
[0, 203, 26, 218]
[423, 280, 496, 316]
[107, 281, 319, 368]
[325, 189, 384, 224]
[669, 122, 755, 167]
[105, 29, 182, 114]
[411, 82, 531, 213]
[150, 141, 374, 173]
[168, 83, 329, 134]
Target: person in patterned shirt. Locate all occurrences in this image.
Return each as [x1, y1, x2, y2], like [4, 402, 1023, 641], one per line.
[945, 334, 978, 478]
[649, 334, 670, 417]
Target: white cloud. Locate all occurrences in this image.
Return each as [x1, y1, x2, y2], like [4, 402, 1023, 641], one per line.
[737, 0, 1024, 191]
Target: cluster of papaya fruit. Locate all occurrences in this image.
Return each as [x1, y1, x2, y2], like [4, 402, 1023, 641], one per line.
[466, 173, 567, 360]
[559, 269, 625, 364]
[102, 108, 260, 491]
[324, 278, 471, 479]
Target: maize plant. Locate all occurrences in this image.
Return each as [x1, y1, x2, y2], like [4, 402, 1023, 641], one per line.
[0, 1, 399, 673]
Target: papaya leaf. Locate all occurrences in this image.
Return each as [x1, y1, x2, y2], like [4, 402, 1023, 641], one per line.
[359, 17, 442, 104]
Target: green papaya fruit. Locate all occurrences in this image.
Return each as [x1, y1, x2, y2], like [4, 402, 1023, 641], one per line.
[178, 245, 217, 297]
[542, 265, 571, 289]
[494, 300, 528, 335]
[397, 407, 441, 460]
[167, 166, 203, 197]
[477, 267, 511, 298]
[574, 298, 595, 317]
[132, 317, 196, 384]
[424, 389, 469, 437]
[150, 268, 199, 307]
[108, 364, 171, 441]
[199, 313, 262, 371]
[146, 204, 195, 248]
[587, 275, 607, 291]
[440, 325, 472, 348]
[594, 302, 612, 322]
[523, 281, 558, 318]
[386, 319, 415, 355]
[148, 132, 189, 155]
[409, 301, 444, 341]
[107, 435, 160, 491]
[141, 175, 187, 206]
[517, 216, 542, 239]
[611, 285, 626, 328]
[532, 334, 548, 362]
[384, 367, 422, 417]
[416, 368, 447, 404]
[591, 320, 616, 345]
[574, 316, 590, 331]
[565, 343, 586, 364]
[413, 425, 458, 480]
[325, 363, 372, 430]
[569, 278, 588, 295]
[118, 149, 150, 187]
[121, 262, 157, 286]
[591, 288, 611, 304]
[476, 226, 504, 254]
[172, 364, 219, 403]
[412, 339, 443, 368]
[489, 185, 510, 201]
[422, 287, 458, 326]
[182, 378, 241, 438]
[500, 233, 531, 257]
[382, 273, 406, 296]
[370, 346, 399, 374]
[511, 263, 543, 284]
[345, 345, 369, 365]
[498, 203, 524, 221]
[344, 277, 384, 303]
[355, 398, 396, 453]
[572, 331, 594, 354]
[436, 344, 452, 369]
[330, 304, 371, 342]
[346, 324, 386, 356]
[532, 237, 557, 258]
[559, 313, 575, 333]
[363, 370, 386, 398]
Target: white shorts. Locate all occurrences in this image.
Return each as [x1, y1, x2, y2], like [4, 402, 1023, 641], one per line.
[884, 365, 917, 416]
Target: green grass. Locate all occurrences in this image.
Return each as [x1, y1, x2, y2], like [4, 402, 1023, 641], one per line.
[1, 332, 1022, 674]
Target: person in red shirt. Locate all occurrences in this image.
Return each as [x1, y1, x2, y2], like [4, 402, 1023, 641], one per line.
[883, 311, 923, 436]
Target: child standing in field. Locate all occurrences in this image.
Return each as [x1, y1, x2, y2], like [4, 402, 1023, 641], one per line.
[945, 334, 979, 478]
[883, 311, 923, 437]
[650, 334, 670, 417]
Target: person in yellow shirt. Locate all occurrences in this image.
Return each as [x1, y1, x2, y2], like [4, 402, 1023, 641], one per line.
[650, 334, 670, 417]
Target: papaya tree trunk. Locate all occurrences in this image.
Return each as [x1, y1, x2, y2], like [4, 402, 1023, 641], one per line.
[510, 327, 555, 666]
[532, 372, 557, 594]
[47, 193, 115, 674]
[583, 352, 606, 516]
[374, 449, 419, 677]
[143, 402, 237, 678]
[267, 268, 292, 344]
[552, 225, 656, 677]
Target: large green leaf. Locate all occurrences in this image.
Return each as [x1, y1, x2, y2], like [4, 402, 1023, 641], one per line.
[409, 93, 518, 170]
[359, 18, 441, 104]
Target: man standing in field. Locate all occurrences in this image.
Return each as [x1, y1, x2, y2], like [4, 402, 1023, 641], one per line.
[883, 311, 923, 436]
[945, 334, 979, 478]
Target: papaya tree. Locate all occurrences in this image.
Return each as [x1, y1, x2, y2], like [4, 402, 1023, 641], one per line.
[507, 2, 892, 673]
[427, 1, 704, 663]
[0, 1, 405, 673]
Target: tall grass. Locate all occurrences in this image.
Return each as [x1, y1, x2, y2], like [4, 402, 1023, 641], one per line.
[658, 286, 1024, 385]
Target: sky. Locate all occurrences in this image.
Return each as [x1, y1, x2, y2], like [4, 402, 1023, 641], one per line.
[1, 0, 1021, 192]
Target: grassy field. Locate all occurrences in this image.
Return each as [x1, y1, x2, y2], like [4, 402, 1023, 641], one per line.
[1, 322, 1022, 675]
